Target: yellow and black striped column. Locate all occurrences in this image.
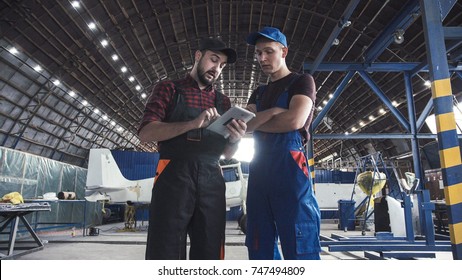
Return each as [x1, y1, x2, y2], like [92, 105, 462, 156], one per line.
[432, 79, 462, 259]
[421, 0, 462, 259]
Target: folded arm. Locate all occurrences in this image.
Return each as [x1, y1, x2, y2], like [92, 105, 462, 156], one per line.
[248, 95, 313, 133]
[245, 104, 287, 133]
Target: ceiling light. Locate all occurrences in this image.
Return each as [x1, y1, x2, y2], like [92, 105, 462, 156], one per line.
[68, 90, 75, 97]
[102, 115, 108, 120]
[424, 80, 431, 87]
[351, 127, 357, 132]
[121, 66, 127, 73]
[379, 108, 385, 114]
[94, 108, 100, 114]
[345, 132, 349, 135]
[33, 65, 42, 72]
[71, 1, 80, 8]
[88, 22, 96, 30]
[101, 40, 108, 47]
[128, 76, 135, 82]
[111, 54, 118, 61]
[117, 127, 123, 132]
[82, 100, 88, 106]
[141, 93, 147, 99]
[318, 106, 323, 111]
[110, 121, 116, 126]
[359, 121, 365, 126]
[332, 38, 339, 46]
[322, 100, 327, 105]
[135, 85, 141, 91]
[8, 47, 18, 54]
[393, 29, 405, 44]
[328, 94, 333, 98]
[53, 79, 60, 86]
[368, 115, 375, 121]
[392, 100, 398, 107]
[342, 20, 351, 28]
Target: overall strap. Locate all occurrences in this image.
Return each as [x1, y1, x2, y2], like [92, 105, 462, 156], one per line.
[164, 81, 183, 122]
[255, 85, 266, 110]
[256, 85, 266, 101]
[171, 81, 182, 106]
[214, 90, 226, 114]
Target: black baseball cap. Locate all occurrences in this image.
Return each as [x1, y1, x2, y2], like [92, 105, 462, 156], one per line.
[199, 38, 237, 63]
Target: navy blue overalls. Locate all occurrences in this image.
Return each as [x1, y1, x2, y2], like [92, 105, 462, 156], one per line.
[245, 78, 321, 260]
[145, 82, 228, 260]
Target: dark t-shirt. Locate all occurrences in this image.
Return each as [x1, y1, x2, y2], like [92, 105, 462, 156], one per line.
[247, 72, 317, 141]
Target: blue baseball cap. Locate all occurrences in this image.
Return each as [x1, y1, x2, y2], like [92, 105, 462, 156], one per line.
[246, 26, 287, 47]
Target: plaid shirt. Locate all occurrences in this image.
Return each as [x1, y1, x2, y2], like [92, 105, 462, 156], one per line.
[139, 74, 231, 132]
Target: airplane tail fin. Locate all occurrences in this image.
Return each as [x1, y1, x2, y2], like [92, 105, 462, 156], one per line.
[86, 148, 132, 190]
[85, 149, 156, 203]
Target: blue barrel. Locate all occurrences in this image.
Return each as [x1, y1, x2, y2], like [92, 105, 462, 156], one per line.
[338, 200, 356, 231]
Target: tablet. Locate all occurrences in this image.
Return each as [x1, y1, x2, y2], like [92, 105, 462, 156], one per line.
[206, 106, 255, 138]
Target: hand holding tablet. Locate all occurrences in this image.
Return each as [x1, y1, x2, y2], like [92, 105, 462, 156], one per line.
[206, 107, 255, 138]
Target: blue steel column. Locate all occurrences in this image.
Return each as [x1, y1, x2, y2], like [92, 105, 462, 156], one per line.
[404, 72, 424, 184]
[403, 72, 423, 242]
[420, 0, 462, 259]
[404, 72, 430, 241]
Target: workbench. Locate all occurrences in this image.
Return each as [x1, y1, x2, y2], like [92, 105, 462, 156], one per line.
[0, 202, 51, 259]
[26, 199, 88, 236]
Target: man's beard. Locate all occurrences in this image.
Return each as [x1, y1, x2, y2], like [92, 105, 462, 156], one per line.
[197, 58, 217, 86]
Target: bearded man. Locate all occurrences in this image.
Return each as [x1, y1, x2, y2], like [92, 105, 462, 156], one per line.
[139, 38, 246, 260]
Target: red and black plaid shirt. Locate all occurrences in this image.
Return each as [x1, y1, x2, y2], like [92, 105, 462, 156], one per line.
[139, 74, 231, 132]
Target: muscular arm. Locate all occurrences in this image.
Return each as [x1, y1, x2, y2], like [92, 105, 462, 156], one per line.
[256, 95, 313, 133]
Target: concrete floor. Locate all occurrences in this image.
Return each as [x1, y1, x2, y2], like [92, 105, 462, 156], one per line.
[3, 220, 456, 280]
[3, 220, 454, 260]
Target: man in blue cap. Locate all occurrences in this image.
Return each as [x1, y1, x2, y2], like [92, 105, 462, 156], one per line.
[244, 27, 321, 260]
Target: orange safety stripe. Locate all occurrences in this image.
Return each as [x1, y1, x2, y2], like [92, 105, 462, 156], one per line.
[155, 159, 170, 180]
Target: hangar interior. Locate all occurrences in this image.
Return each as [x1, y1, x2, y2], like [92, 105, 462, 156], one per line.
[1, 0, 462, 260]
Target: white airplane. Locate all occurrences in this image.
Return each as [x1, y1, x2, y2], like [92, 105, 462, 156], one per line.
[85, 149, 154, 203]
